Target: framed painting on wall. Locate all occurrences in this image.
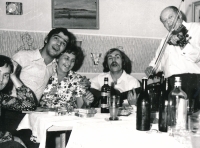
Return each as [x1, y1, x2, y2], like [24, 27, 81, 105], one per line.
[52, 0, 99, 29]
[192, 1, 200, 22]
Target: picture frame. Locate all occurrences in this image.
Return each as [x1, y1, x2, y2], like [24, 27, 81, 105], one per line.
[192, 1, 200, 22]
[52, 0, 99, 29]
[6, 2, 23, 15]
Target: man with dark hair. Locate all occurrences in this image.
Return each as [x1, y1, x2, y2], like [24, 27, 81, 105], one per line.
[13, 28, 75, 101]
[145, 6, 200, 112]
[90, 48, 140, 107]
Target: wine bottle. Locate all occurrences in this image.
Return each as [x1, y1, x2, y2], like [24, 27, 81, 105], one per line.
[101, 77, 110, 113]
[158, 78, 169, 132]
[168, 77, 188, 130]
[136, 77, 151, 131]
[149, 83, 159, 112]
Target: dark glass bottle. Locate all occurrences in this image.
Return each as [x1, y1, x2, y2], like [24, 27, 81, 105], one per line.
[158, 78, 169, 132]
[149, 83, 159, 112]
[136, 77, 151, 131]
[101, 77, 110, 113]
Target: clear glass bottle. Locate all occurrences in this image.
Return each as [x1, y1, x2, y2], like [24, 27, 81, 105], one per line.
[168, 77, 188, 130]
[137, 77, 151, 131]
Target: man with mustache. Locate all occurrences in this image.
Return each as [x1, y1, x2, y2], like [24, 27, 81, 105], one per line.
[145, 6, 200, 112]
[90, 48, 140, 107]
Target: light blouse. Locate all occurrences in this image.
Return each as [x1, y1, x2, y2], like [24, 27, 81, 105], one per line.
[39, 70, 86, 109]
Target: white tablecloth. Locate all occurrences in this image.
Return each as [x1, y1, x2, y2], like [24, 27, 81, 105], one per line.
[17, 112, 80, 148]
[66, 116, 184, 148]
[17, 110, 189, 148]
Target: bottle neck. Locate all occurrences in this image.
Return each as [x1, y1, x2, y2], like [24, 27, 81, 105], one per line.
[165, 79, 168, 91]
[174, 81, 181, 88]
[104, 80, 108, 85]
[142, 79, 148, 91]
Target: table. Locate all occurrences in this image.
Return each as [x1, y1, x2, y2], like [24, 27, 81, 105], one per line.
[17, 109, 189, 148]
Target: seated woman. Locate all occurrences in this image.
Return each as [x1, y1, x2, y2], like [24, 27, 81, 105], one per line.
[0, 55, 38, 148]
[39, 45, 94, 111]
[39, 45, 94, 148]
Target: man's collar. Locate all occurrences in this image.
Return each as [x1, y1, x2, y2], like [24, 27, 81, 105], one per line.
[109, 70, 126, 83]
[31, 49, 57, 66]
[30, 49, 43, 61]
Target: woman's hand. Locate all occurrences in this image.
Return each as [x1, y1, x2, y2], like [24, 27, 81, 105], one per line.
[80, 76, 91, 89]
[83, 91, 94, 107]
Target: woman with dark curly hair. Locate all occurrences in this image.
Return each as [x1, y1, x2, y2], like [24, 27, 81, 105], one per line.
[39, 45, 94, 148]
[0, 55, 38, 148]
[39, 45, 94, 110]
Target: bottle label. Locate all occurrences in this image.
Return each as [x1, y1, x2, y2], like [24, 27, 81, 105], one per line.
[176, 98, 188, 129]
[101, 92, 107, 96]
[101, 104, 108, 108]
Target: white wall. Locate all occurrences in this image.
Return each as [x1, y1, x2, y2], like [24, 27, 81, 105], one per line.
[0, 0, 185, 38]
[185, 0, 200, 22]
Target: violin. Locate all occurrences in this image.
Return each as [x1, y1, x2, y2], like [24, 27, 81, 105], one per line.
[167, 24, 191, 47]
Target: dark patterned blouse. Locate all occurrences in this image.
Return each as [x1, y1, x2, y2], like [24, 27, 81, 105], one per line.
[1, 85, 37, 111]
[39, 70, 86, 109]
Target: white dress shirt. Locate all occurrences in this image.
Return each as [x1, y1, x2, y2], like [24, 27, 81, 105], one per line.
[149, 21, 200, 78]
[12, 49, 56, 101]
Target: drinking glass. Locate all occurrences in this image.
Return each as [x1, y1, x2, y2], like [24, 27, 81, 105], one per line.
[109, 95, 119, 120]
[188, 115, 200, 148]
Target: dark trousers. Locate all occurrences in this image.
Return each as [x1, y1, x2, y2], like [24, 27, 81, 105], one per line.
[1, 109, 39, 148]
[0, 141, 25, 148]
[168, 73, 200, 112]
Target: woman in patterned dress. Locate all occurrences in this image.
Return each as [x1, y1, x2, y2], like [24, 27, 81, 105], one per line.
[39, 45, 94, 111]
[0, 55, 38, 148]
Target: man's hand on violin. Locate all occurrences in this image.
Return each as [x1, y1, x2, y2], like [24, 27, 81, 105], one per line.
[169, 35, 180, 45]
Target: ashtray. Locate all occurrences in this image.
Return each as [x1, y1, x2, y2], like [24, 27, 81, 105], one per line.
[118, 108, 131, 116]
[74, 112, 96, 118]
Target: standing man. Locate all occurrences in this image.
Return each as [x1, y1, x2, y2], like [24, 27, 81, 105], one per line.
[145, 6, 200, 112]
[90, 48, 141, 107]
[13, 28, 76, 101]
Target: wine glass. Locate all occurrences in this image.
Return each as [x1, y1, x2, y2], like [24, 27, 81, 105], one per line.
[91, 53, 102, 72]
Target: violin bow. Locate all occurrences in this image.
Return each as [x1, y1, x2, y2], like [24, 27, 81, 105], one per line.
[148, 0, 184, 79]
